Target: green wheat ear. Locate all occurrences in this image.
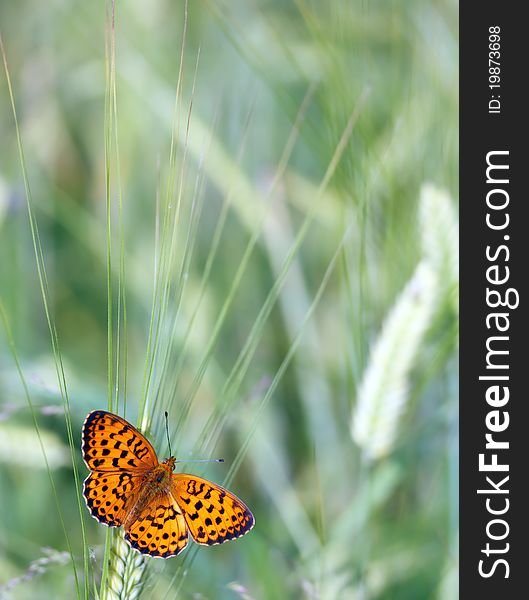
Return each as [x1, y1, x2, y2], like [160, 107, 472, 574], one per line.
[104, 532, 147, 600]
[351, 260, 437, 460]
[351, 184, 457, 460]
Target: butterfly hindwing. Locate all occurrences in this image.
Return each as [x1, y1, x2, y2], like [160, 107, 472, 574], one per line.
[124, 493, 188, 558]
[172, 474, 254, 546]
[82, 410, 158, 472]
[83, 470, 142, 527]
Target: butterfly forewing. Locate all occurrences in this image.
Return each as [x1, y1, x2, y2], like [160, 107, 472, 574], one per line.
[124, 493, 189, 558]
[172, 474, 254, 546]
[82, 410, 158, 472]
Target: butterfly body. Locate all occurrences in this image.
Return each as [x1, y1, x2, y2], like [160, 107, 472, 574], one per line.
[82, 410, 254, 558]
[120, 459, 174, 530]
[138, 458, 176, 499]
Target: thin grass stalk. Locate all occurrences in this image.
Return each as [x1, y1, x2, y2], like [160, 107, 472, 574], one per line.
[157, 97, 258, 444]
[225, 220, 355, 486]
[169, 93, 366, 592]
[150, 70, 194, 415]
[100, 2, 119, 593]
[114, 91, 127, 419]
[152, 147, 207, 432]
[166, 217, 356, 598]
[163, 84, 320, 598]
[150, 50, 205, 428]
[104, 0, 114, 413]
[1, 33, 88, 599]
[165, 43, 366, 600]
[138, 169, 163, 429]
[195, 94, 366, 457]
[102, 4, 192, 597]
[173, 84, 318, 447]
[101, 3, 149, 598]
[0, 303, 79, 595]
[138, 0, 189, 427]
[150, 161, 207, 442]
[111, 6, 128, 420]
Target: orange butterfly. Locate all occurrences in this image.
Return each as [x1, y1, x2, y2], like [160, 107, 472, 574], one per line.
[82, 410, 254, 558]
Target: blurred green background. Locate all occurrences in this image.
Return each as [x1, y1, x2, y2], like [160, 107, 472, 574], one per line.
[0, 1, 458, 599]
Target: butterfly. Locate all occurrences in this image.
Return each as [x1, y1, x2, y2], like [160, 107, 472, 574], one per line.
[81, 410, 254, 558]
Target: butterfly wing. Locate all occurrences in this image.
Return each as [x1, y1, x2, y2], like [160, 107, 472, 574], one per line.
[124, 493, 188, 558]
[84, 470, 142, 527]
[172, 474, 254, 546]
[82, 410, 158, 472]
[82, 410, 158, 527]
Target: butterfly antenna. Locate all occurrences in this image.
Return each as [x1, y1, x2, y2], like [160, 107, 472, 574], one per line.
[164, 411, 172, 457]
[165, 411, 223, 462]
[175, 458, 225, 464]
